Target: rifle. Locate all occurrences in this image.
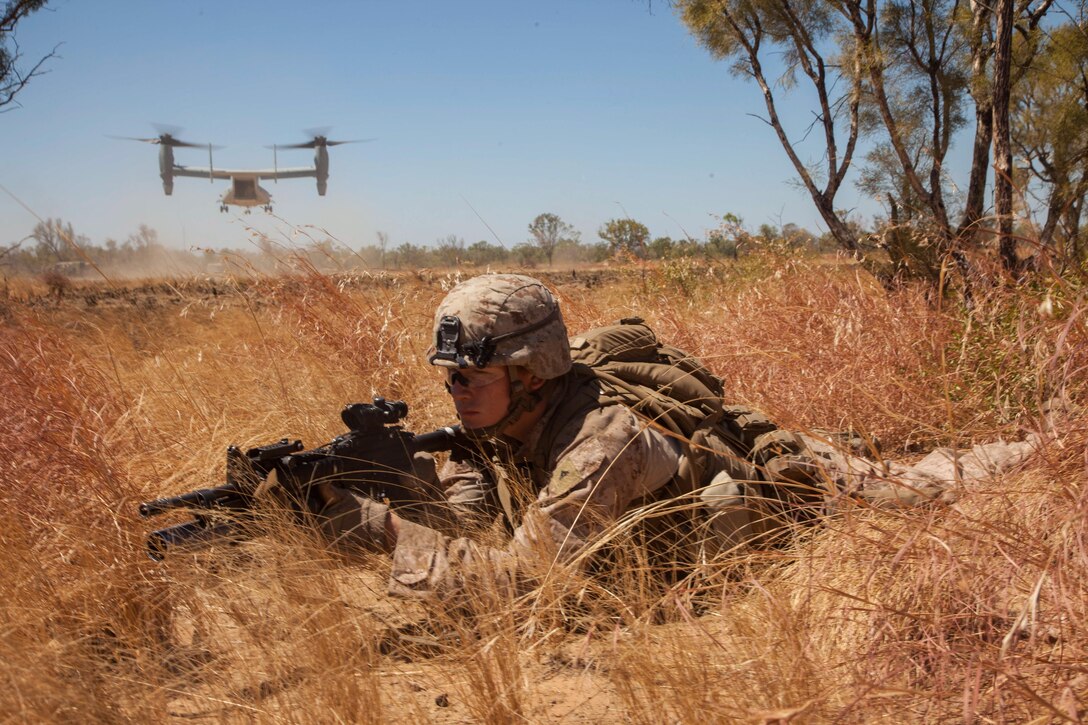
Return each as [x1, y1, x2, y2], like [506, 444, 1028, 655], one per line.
[139, 398, 463, 561]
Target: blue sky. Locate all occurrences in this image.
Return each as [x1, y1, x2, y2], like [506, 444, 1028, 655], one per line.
[0, 1, 885, 253]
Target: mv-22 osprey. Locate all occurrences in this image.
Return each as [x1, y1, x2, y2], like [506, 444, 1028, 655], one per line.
[117, 129, 365, 213]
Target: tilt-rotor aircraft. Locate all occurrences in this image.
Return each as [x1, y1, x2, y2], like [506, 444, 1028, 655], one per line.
[117, 129, 364, 213]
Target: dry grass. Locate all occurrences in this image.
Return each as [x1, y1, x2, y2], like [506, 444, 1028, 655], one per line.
[0, 254, 1085, 723]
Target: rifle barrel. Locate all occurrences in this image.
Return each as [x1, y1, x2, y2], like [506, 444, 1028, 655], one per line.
[147, 518, 248, 561]
[139, 483, 243, 517]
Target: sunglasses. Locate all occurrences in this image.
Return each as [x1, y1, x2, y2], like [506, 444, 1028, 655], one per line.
[442, 367, 508, 390]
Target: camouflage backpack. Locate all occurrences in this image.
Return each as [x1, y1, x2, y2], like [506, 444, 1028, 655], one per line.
[566, 318, 777, 489]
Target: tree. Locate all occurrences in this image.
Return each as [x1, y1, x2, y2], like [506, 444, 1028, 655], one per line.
[306, 238, 338, 269]
[850, 0, 1051, 266]
[647, 236, 676, 260]
[31, 217, 77, 263]
[680, 0, 1055, 281]
[435, 234, 465, 267]
[0, 234, 28, 265]
[127, 224, 160, 251]
[376, 230, 390, 268]
[392, 242, 427, 269]
[465, 239, 508, 266]
[848, 0, 972, 248]
[598, 218, 649, 257]
[511, 242, 544, 267]
[527, 213, 580, 266]
[757, 223, 779, 242]
[1, 1, 56, 112]
[847, 0, 1050, 279]
[1013, 22, 1088, 262]
[706, 212, 749, 258]
[679, 0, 864, 253]
[781, 222, 817, 249]
[554, 237, 597, 264]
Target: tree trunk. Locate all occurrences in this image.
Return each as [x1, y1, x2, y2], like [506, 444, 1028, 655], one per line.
[1063, 199, 1082, 257]
[992, 0, 1018, 275]
[959, 103, 993, 240]
[958, 0, 994, 243]
[1038, 193, 1063, 249]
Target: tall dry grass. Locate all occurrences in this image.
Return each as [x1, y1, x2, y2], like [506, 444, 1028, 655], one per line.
[0, 253, 1084, 722]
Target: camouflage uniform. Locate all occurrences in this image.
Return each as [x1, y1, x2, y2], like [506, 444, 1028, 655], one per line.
[388, 375, 683, 600]
[317, 274, 1043, 602]
[749, 429, 1041, 518]
[344, 418, 1041, 602]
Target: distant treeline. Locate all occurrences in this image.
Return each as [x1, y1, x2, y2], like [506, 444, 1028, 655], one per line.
[2, 214, 840, 278]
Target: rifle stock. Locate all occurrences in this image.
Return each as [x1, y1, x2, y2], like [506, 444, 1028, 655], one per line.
[139, 398, 463, 561]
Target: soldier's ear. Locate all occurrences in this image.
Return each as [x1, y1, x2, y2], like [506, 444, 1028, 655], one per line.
[512, 366, 546, 392]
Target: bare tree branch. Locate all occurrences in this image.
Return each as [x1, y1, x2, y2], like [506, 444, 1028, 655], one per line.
[0, 0, 55, 111]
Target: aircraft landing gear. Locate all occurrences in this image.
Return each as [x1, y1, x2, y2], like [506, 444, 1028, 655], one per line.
[219, 205, 228, 213]
[263, 205, 273, 213]
[244, 208, 252, 215]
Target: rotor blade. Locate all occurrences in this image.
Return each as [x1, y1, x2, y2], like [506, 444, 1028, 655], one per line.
[151, 122, 184, 137]
[326, 138, 375, 146]
[167, 139, 223, 150]
[111, 134, 221, 148]
[266, 141, 316, 150]
[266, 133, 372, 149]
[109, 135, 161, 144]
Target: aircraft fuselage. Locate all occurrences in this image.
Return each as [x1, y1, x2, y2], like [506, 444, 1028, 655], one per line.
[220, 176, 271, 207]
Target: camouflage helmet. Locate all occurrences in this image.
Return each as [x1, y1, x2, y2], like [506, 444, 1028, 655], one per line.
[428, 274, 572, 380]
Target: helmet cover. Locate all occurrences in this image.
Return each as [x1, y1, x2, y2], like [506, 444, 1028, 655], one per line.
[428, 274, 572, 380]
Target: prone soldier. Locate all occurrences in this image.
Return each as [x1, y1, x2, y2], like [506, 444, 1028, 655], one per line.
[294, 274, 1041, 602]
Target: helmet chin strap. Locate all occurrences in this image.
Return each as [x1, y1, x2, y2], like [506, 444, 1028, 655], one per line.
[460, 374, 548, 441]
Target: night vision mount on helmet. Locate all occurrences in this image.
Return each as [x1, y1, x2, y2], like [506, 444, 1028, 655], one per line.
[430, 307, 562, 370]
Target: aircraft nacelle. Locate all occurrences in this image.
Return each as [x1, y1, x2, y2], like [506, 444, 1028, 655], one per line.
[159, 144, 175, 195]
[315, 144, 329, 196]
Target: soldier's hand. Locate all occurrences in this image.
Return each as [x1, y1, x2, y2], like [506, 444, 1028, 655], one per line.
[312, 482, 393, 553]
[253, 469, 296, 511]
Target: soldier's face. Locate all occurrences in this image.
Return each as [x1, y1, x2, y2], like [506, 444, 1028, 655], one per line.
[444, 366, 511, 429]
